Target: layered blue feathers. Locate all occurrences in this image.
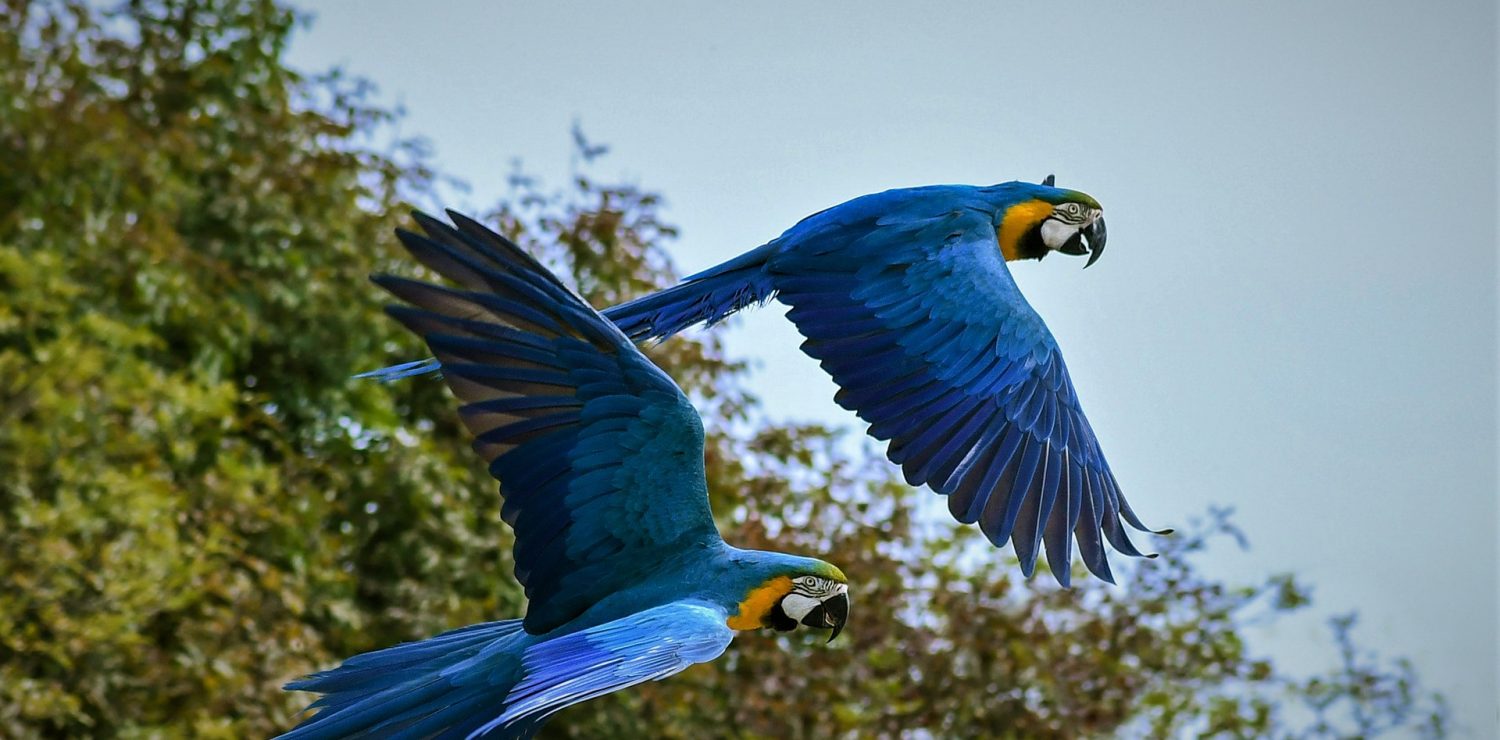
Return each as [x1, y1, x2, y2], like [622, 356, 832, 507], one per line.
[286, 216, 721, 736]
[357, 181, 1160, 585]
[280, 620, 533, 739]
[282, 603, 734, 738]
[604, 242, 779, 341]
[286, 211, 846, 737]
[610, 183, 1160, 584]
[374, 211, 722, 633]
[472, 602, 733, 736]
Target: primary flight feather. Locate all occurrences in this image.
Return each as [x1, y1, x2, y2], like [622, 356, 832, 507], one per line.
[365, 177, 1164, 586]
[283, 212, 850, 739]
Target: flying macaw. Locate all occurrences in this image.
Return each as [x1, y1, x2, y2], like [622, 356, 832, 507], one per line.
[366, 176, 1163, 585]
[282, 213, 851, 739]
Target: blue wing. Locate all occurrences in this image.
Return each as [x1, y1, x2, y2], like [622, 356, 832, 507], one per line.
[377, 211, 721, 633]
[470, 601, 733, 738]
[770, 202, 1158, 585]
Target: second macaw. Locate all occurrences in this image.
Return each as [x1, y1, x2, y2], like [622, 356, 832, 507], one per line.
[283, 213, 850, 738]
[366, 176, 1164, 586]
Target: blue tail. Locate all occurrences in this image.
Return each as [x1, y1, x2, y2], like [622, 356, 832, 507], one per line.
[601, 241, 778, 342]
[280, 619, 541, 740]
[357, 239, 779, 380]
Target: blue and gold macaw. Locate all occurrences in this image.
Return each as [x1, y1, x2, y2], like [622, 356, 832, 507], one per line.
[282, 213, 851, 738]
[367, 176, 1163, 586]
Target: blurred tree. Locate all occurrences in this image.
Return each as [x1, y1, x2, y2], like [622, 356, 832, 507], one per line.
[0, 1, 1448, 738]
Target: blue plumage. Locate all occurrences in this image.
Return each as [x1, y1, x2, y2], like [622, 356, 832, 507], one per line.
[606, 241, 780, 341]
[281, 619, 530, 739]
[358, 179, 1159, 586]
[614, 180, 1155, 584]
[284, 212, 851, 737]
[471, 602, 733, 736]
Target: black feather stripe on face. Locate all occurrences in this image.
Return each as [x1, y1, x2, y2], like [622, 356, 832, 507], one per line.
[1018, 222, 1052, 261]
[790, 576, 839, 598]
[767, 601, 799, 632]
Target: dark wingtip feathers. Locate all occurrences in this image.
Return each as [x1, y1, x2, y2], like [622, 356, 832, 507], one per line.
[1048, 559, 1073, 588]
[1092, 562, 1117, 586]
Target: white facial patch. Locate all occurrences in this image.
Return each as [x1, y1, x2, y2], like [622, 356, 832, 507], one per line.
[1040, 203, 1103, 250]
[1040, 219, 1080, 250]
[781, 577, 847, 622]
[780, 593, 822, 621]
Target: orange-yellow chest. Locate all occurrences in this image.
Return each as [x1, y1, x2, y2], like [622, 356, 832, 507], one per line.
[996, 199, 1055, 261]
[726, 576, 793, 630]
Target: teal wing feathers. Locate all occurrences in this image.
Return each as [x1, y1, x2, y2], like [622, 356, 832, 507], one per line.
[771, 201, 1156, 585]
[376, 211, 721, 633]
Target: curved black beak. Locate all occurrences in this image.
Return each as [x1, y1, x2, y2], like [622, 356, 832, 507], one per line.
[1081, 217, 1107, 268]
[1059, 217, 1108, 267]
[801, 591, 849, 643]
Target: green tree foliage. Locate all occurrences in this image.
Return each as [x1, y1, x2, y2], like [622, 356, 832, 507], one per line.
[0, 1, 1449, 737]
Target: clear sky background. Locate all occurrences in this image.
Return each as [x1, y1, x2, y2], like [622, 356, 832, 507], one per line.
[288, 1, 1498, 733]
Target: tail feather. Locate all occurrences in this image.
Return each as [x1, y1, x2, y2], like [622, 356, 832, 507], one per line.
[281, 619, 533, 740]
[602, 241, 779, 342]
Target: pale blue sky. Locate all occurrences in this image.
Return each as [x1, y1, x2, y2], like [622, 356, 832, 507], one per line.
[288, 1, 1498, 733]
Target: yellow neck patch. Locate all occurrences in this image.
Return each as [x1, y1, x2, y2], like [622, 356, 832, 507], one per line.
[726, 576, 793, 630]
[997, 199, 1055, 261]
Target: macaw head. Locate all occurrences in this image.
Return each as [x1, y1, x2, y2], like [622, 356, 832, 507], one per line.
[770, 572, 851, 643]
[728, 560, 850, 643]
[995, 174, 1108, 267]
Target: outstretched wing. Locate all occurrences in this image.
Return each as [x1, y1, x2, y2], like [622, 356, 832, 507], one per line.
[472, 601, 733, 738]
[377, 211, 721, 633]
[771, 204, 1159, 585]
